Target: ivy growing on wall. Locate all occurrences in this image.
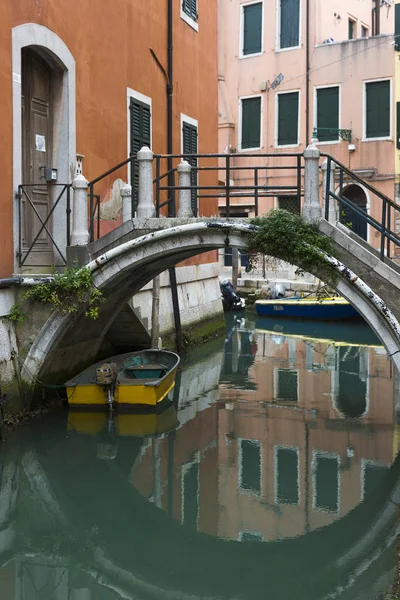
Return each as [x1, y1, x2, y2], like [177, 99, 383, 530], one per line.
[246, 209, 338, 286]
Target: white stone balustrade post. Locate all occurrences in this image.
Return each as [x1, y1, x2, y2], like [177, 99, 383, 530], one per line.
[177, 160, 194, 217]
[71, 174, 89, 246]
[321, 159, 337, 223]
[137, 146, 155, 218]
[121, 183, 133, 222]
[302, 143, 322, 225]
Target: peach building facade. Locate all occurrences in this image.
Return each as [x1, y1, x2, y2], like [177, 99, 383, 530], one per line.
[218, 0, 395, 248]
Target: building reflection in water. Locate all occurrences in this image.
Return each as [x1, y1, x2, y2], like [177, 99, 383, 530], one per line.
[133, 317, 400, 543]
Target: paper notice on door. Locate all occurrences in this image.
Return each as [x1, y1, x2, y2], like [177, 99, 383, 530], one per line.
[35, 135, 46, 152]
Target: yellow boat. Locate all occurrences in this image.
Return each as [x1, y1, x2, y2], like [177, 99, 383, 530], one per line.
[65, 349, 180, 410]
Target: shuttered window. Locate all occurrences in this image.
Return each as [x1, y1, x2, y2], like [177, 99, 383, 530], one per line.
[242, 2, 263, 56]
[316, 86, 339, 142]
[277, 92, 299, 146]
[130, 97, 151, 206]
[182, 0, 197, 21]
[239, 440, 261, 495]
[280, 0, 300, 49]
[396, 3, 400, 50]
[365, 80, 390, 139]
[182, 120, 198, 214]
[314, 455, 339, 513]
[241, 96, 261, 150]
[276, 448, 299, 505]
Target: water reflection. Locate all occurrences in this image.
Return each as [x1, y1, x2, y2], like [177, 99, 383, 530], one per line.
[0, 311, 399, 599]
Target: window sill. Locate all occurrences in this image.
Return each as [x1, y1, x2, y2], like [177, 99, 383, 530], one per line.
[275, 44, 301, 53]
[237, 146, 263, 153]
[239, 51, 263, 60]
[274, 142, 300, 149]
[362, 136, 392, 143]
[314, 139, 340, 146]
[180, 9, 199, 32]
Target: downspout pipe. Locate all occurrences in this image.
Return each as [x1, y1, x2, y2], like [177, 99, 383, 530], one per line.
[166, 0, 182, 351]
[306, 0, 310, 144]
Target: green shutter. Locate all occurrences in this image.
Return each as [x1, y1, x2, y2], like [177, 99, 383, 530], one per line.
[276, 448, 299, 505]
[395, 4, 400, 50]
[348, 19, 354, 40]
[366, 80, 390, 139]
[241, 97, 261, 149]
[130, 98, 151, 202]
[182, 0, 197, 21]
[182, 121, 198, 213]
[316, 87, 339, 142]
[240, 440, 261, 494]
[280, 0, 300, 49]
[243, 3, 262, 56]
[277, 92, 299, 146]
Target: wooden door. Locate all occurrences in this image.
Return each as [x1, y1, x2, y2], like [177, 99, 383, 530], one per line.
[21, 49, 53, 265]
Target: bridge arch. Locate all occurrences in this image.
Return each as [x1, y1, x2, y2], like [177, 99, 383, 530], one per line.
[21, 222, 400, 382]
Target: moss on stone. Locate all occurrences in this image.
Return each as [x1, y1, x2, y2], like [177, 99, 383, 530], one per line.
[162, 315, 227, 354]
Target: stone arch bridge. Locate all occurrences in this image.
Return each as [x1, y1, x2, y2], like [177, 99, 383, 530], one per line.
[21, 219, 400, 383]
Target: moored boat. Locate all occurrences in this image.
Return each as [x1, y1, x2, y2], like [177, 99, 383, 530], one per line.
[255, 296, 360, 320]
[65, 349, 180, 410]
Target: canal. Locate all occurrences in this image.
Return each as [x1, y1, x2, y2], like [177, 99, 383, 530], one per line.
[0, 308, 399, 599]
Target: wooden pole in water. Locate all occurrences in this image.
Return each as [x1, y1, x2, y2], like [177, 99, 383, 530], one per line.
[232, 248, 239, 292]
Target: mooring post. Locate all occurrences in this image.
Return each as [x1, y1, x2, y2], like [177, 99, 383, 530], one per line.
[321, 159, 337, 223]
[177, 160, 194, 217]
[303, 143, 321, 224]
[137, 146, 155, 218]
[71, 174, 90, 245]
[121, 183, 133, 222]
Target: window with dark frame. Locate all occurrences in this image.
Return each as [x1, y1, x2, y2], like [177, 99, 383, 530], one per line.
[348, 19, 355, 39]
[130, 97, 151, 209]
[316, 86, 339, 142]
[314, 455, 339, 513]
[361, 25, 368, 37]
[182, 0, 197, 22]
[280, 0, 300, 49]
[242, 2, 263, 56]
[276, 447, 299, 505]
[276, 368, 298, 402]
[239, 439, 261, 495]
[277, 91, 299, 146]
[182, 461, 199, 529]
[365, 80, 390, 139]
[241, 96, 261, 150]
[182, 121, 198, 214]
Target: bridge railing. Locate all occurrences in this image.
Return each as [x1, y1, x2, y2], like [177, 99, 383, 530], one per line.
[323, 154, 400, 260]
[152, 152, 305, 218]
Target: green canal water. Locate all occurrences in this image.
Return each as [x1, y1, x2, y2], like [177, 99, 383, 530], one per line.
[1, 309, 400, 599]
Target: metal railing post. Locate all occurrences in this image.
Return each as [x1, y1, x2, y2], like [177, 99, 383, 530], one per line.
[155, 156, 160, 217]
[66, 184, 71, 246]
[17, 186, 22, 267]
[387, 204, 391, 258]
[297, 155, 302, 211]
[254, 168, 259, 217]
[226, 154, 231, 218]
[381, 199, 387, 260]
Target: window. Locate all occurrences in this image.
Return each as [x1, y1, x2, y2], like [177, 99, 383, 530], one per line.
[348, 19, 355, 40]
[395, 3, 400, 50]
[129, 92, 151, 205]
[275, 447, 299, 505]
[278, 196, 300, 214]
[361, 25, 368, 38]
[277, 91, 299, 146]
[240, 96, 262, 150]
[182, 0, 197, 21]
[181, 459, 199, 529]
[181, 115, 198, 214]
[241, 2, 263, 57]
[275, 368, 298, 402]
[365, 80, 391, 139]
[313, 452, 340, 513]
[181, 0, 198, 31]
[279, 0, 300, 49]
[361, 460, 389, 501]
[315, 86, 340, 142]
[239, 439, 261, 495]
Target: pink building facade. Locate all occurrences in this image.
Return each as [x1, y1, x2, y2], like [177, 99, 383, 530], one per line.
[218, 0, 395, 248]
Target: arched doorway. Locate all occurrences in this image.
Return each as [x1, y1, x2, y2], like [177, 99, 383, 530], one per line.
[12, 24, 76, 271]
[339, 184, 368, 241]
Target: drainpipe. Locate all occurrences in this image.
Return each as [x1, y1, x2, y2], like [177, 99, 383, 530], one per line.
[306, 0, 310, 144]
[375, 0, 380, 36]
[166, 0, 183, 352]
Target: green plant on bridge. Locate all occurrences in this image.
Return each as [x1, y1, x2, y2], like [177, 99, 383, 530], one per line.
[246, 209, 338, 286]
[23, 266, 103, 319]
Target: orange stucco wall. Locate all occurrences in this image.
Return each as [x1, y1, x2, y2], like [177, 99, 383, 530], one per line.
[0, 1, 218, 276]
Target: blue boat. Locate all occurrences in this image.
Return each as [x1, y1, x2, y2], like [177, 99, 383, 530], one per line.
[255, 296, 361, 320]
